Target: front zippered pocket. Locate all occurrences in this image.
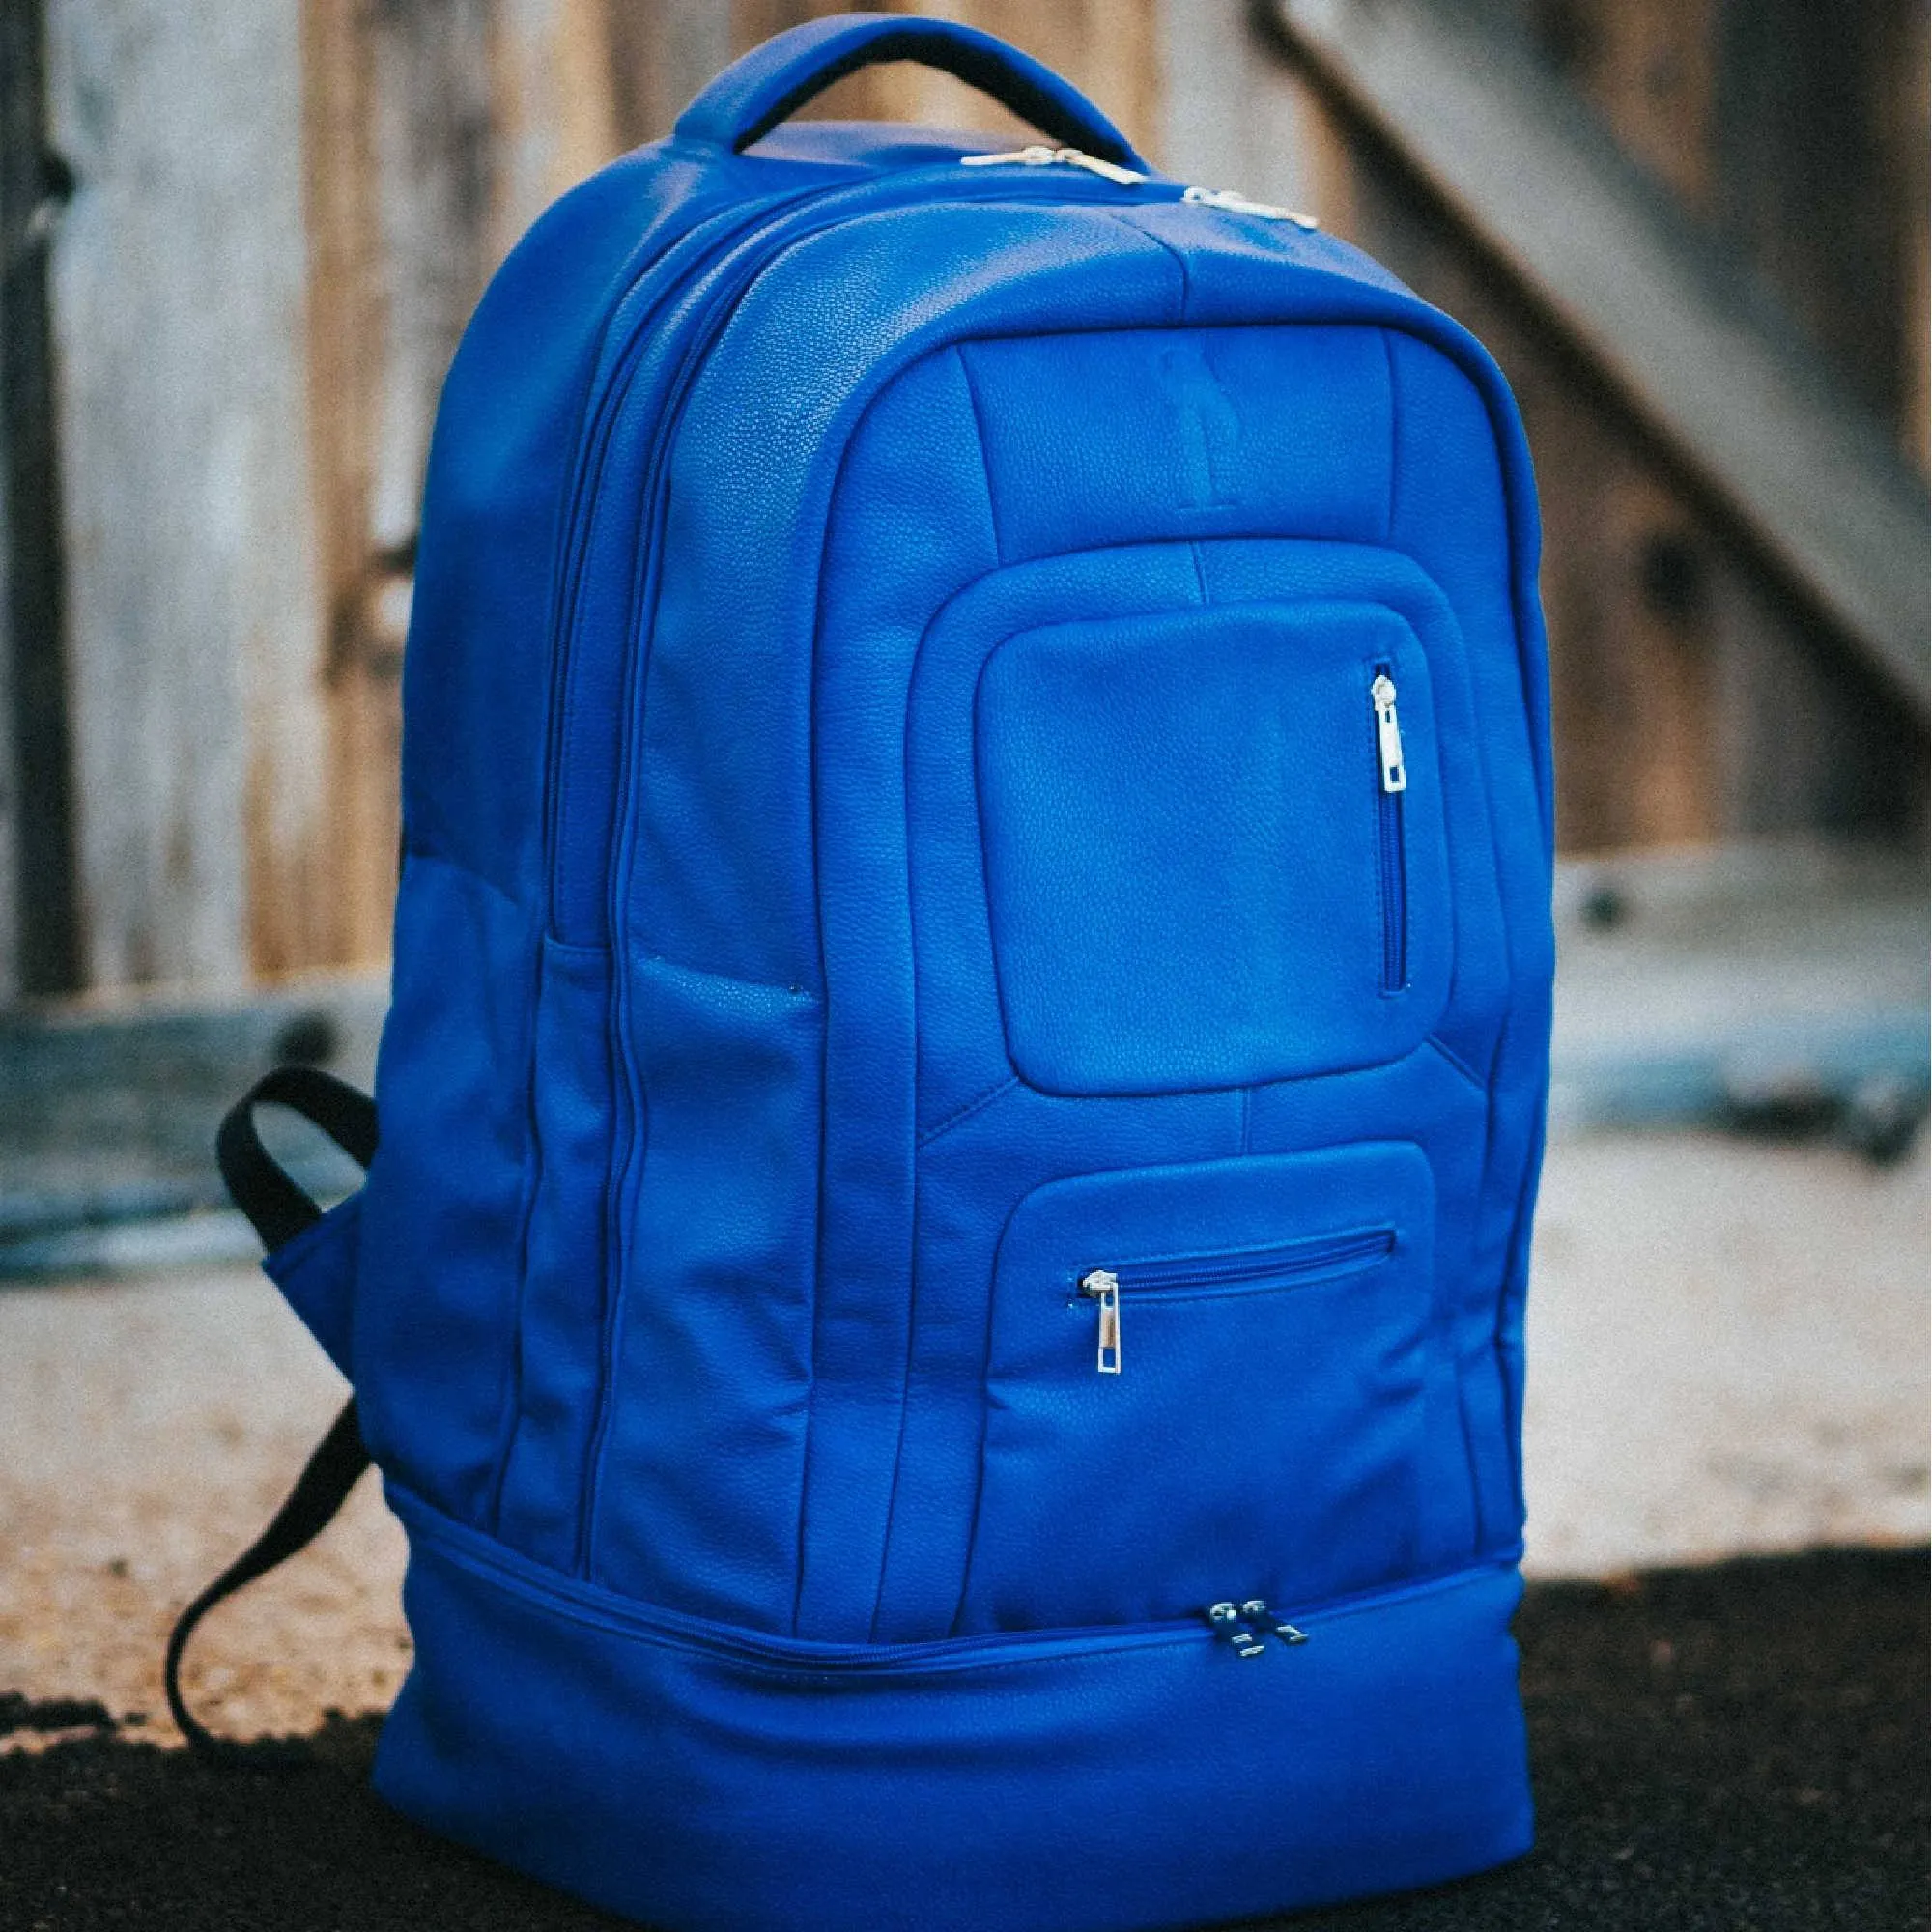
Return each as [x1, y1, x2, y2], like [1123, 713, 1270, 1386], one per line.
[1077, 1228, 1396, 1375]
[956, 1143, 1437, 1636]
[1371, 665, 1409, 993]
[972, 596, 1450, 1095]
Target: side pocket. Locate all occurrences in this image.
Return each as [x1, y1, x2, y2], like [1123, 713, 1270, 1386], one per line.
[355, 853, 536, 1523]
[493, 936, 614, 1569]
[263, 1191, 363, 1378]
[590, 952, 822, 1625]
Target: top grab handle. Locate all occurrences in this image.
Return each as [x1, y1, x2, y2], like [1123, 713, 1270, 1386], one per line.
[673, 14, 1147, 171]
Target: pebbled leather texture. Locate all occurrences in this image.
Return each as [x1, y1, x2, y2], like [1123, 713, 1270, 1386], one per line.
[306, 19, 1556, 1931]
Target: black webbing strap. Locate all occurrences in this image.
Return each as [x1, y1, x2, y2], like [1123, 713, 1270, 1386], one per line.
[165, 1067, 379, 1756]
[215, 1065, 379, 1251]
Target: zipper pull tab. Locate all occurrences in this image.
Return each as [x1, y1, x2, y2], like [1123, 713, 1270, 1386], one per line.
[1205, 1602, 1267, 1658]
[959, 144, 1062, 168]
[1240, 1599, 1310, 1649]
[959, 146, 1149, 186]
[1182, 184, 1320, 230]
[1055, 148, 1150, 185]
[1371, 673, 1407, 794]
[1079, 1269, 1122, 1374]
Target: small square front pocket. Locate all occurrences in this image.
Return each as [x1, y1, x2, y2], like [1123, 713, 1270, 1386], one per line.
[975, 600, 1451, 1095]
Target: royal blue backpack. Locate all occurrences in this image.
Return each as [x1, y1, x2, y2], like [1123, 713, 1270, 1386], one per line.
[167, 17, 1555, 1929]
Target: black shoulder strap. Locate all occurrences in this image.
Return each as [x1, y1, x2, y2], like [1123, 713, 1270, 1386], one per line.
[165, 1067, 379, 1756]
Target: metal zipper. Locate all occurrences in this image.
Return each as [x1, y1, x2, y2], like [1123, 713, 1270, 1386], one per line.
[1181, 184, 1320, 229]
[1371, 668, 1408, 992]
[960, 146, 1320, 229]
[1076, 1231, 1396, 1377]
[959, 143, 1151, 185]
[1203, 1599, 1309, 1658]
[1079, 1268, 1122, 1374]
[400, 1476, 1505, 1672]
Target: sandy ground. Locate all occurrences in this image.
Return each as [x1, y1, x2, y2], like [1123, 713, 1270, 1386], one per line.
[1, 1128, 1924, 1746]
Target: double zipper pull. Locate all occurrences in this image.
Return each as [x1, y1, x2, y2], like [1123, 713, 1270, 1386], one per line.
[1241, 1599, 1310, 1649]
[959, 146, 1149, 186]
[1205, 1602, 1267, 1659]
[1079, 1268, 1122, 1374]
[1371, 673, 1407, 794]
[1181, 184, 1320, 231]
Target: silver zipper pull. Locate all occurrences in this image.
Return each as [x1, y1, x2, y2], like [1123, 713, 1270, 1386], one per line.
[1240, 1598, 1310, 1648]
[1054, 148, 1149, 185]
[959, 144, 1062, 168]
[1205, 1602, 1267, 1658]
[959, 146, 1149, 186]
[1371, 673, 1407, 794]
[1182, 184, 1320, 231]
[1079, 1268, 1122, 1374]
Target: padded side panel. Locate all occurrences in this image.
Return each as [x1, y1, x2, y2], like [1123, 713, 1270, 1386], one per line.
[357, 854, 535, 1520]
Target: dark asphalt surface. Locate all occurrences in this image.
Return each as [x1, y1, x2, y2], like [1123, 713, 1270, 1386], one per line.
[2, 1547, 1924, 1931]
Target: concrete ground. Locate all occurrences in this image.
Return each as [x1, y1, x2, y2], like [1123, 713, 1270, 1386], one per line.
[1, 1124, 1923, 1746]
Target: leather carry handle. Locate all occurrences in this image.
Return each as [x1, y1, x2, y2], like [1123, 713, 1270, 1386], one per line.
[673, 13, 1146, 170]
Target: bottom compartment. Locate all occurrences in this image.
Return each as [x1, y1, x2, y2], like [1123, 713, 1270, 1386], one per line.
[376, 1492, 1532, 1932]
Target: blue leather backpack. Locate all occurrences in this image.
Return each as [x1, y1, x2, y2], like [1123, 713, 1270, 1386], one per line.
[171, 17, 1555, 1929]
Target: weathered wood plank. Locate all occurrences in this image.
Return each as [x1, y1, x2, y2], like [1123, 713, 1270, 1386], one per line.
[1902, 1, 1931, 472]
[44, 0, 327, 991]
[1293, 99, 1927, 849]
[1265, 0, 1931, 713]
[1156, 0, 1314, 209]
[602, 0, 732, 147]
[0, 11, 25, 1009]
[298, 0, 504, 978]
[300, 0, 390, 972]
[0, 0, 79, 999]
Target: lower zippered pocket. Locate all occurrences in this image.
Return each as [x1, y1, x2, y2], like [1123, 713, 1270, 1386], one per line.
[955, 1142, 1436, 1635]
[1077, 1229, 1397, 1375]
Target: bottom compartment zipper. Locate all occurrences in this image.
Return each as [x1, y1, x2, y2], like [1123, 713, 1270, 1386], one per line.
[393, 1480, 1489, 1680]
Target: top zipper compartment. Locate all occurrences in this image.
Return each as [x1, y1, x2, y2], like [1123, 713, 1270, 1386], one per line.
[960, 144, 1319, 227]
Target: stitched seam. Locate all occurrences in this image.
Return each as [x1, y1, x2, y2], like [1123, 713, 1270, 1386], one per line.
[917, 1074, 1019, 1150]
[1426, 1033, 1487, 1094]
[1104, 207, 1191, 321]
[953, 344, 1006, 567]
[866, 348, 1004, 1639]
